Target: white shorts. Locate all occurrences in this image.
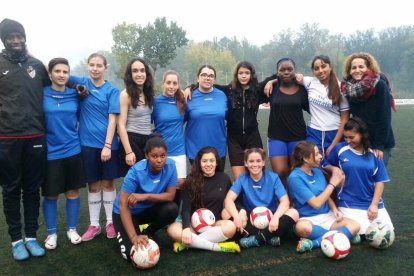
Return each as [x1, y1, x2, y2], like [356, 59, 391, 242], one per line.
[168, 155, 187, 179]
[299, 211, 337, 230]
[339, 207, 394, 235]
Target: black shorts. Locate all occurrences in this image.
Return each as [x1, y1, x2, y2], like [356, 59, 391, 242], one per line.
[43, 153, 86, 197]
[227, 130, 263, 166]
[119, 132, 150, 176]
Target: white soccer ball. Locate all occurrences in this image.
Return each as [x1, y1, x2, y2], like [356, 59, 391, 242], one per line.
[191, 208, 216, 233]
[365, 221, 395, 249]
[249, 206, 272, 230]
[130, 239, 160, 269]
[321, 230, 351, 260]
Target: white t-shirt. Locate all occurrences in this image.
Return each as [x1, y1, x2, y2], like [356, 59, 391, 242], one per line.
[304, 76, 349, 131]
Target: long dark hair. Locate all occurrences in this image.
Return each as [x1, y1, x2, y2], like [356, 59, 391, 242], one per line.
[344, 117, 371, 151]
[311, 55, 341, 106]
[229, 61, 259, 109]
[123, 58, 155, 109]
[162, 70, 186, 114]
[184, 147, 221, 209]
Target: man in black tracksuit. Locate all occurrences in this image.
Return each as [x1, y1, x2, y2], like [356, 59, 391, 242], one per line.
[0, 18, 50, 261]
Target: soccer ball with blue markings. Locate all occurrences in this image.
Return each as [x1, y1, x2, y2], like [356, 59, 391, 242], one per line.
[365, 221, 395, 249]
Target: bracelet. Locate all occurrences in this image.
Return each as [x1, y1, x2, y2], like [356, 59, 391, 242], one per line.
[126, 151, 133, 155]
[104, 145, 111, 150]
[328, 183, 336, 189]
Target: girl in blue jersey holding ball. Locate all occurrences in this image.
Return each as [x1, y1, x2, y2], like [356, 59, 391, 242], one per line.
[225, 148, 299, 249]
[42, 58, 85, 250]
[113, 135, 178, 261]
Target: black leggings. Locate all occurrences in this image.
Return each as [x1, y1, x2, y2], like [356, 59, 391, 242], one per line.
[113, 201, 178, 261]
[237, 214, 296, 244]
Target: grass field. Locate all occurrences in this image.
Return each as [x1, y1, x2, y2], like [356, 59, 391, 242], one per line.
[1, 107, 413, 275]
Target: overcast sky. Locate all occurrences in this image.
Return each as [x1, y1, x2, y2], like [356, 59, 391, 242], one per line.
[1, 0, 412, 66]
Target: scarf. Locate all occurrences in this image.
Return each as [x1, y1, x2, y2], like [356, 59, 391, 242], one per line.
[340, 70, 379, 103]
[1, 49, 28, 63]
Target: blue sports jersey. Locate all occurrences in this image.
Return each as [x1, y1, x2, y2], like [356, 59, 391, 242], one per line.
[288, 167, 330, 217]
[152, 95, 185, 156]
[326, 142, 390, 210]
[43, 86, 81, 160]
[185, 88, 227, 159]
[113, 158, 177, 214]
[231, 170, 286, 213]
[69, 76, 120, 149]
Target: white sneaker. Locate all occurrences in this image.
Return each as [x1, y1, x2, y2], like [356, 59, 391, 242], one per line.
[67, 229, 82, 245]
[45, 234, 57, 250]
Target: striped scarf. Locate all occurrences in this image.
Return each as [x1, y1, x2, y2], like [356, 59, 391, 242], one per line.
[340, 70, 379, 102]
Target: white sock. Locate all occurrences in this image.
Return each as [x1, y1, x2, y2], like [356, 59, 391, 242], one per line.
[198, 226, 228, 243]
[103, 190, 116, 225]
[12, 239, 23, 246]
[88, 191, 102, 227]
[188, 233, 220, 252]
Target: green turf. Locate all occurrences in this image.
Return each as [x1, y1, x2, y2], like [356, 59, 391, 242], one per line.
[0, 107, 413, 275]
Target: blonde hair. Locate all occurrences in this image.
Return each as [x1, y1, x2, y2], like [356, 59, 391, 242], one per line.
[342, 52, 381, 78]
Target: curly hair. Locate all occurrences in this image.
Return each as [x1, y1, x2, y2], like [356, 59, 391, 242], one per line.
[123, 58, 155, 109]
[183, 147, 221, 210]
[342, 52, 381, 78]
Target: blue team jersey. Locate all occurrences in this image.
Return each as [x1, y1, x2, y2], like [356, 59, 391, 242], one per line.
[231, 170, 286, 213]
[43, 86, 81, 160]
[152, 95, 185, 156]
[113, 158, 177, 215]
[326, 142, 390, 210]
[69, 76, 120, 149]
[288, 167, 330, 217]
[185, 88, 227, 159]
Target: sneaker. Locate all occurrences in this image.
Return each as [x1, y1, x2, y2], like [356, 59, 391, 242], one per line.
[81, 225, 101, 241]
[12, 241, 29, 261]
[45, 234, 58, 250]
[138, 224, 149, 233]
[67, 230, 82, 244]
[218, 241, 241, 253]
[239, 236, 260, 248]
[268, 236, 281, 247]
[105, 223, 116, 239]
[351, 234, 361, 245]
[25, 239, 46, 257]
[296, 238, 313, 253]
[175, 214, 183, 223]
[173, 242, 187, 253]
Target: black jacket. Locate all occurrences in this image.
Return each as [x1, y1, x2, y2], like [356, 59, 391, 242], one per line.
[0, 55, 49, 137]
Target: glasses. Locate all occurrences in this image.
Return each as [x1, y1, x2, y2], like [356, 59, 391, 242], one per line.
[199, 73, 215, 79]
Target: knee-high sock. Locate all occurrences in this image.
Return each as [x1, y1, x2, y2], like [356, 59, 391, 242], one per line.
[88, 191, 101, 226]
[198, 226, 228, 243]
[66, 197, 80, 230]
[187, 233, 220, 251]
[103, 190, 116, 225]
[42, 198, 57, 235]
[335, 226, 353, 239]
[308, 225, 329, 248]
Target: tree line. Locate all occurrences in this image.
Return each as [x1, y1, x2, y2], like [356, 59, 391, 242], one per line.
[72, 17, 414, 98]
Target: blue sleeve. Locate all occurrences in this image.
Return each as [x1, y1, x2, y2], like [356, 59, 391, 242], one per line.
[166, 163, 178, 188]
[120, 168, 139, 194]
[272, 173, 287, 199]
[325, 143, 340, 166]
[230, 177, 243, 196]
[69, 75, 88, 85]
[288, 174, 315, 205]
[374, 158, 390, 183]
[108, 87, 120, 114]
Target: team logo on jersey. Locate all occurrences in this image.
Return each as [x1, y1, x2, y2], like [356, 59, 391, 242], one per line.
[204, 98, 213, 101]
[91, 89, 99, 93]
[2, 70, 9, 75]
[252, 185, 262, 189]
[27, 66, 36, 78]
[342, 158, 349, 162]
[153, 180, 160, 184]
[309, 180, 316, 184]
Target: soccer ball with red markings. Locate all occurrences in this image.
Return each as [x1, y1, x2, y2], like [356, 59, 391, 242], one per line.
[365, 221, 395, 249]
[250, 206, 272, 230]
[130, 239, 160, 269]
[321, 230, 351, 260]
[191, 208, 216, 233]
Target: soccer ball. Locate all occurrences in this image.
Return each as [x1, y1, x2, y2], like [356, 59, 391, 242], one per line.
[130, 239, 160, 269]
[250, 206, 272, 230]
[321, 230, 351, 260]
[365, 221, 395, 249]
[191, 208, 216, 233]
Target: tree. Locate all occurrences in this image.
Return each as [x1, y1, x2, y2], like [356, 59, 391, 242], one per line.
[111, 17, 188, 75]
